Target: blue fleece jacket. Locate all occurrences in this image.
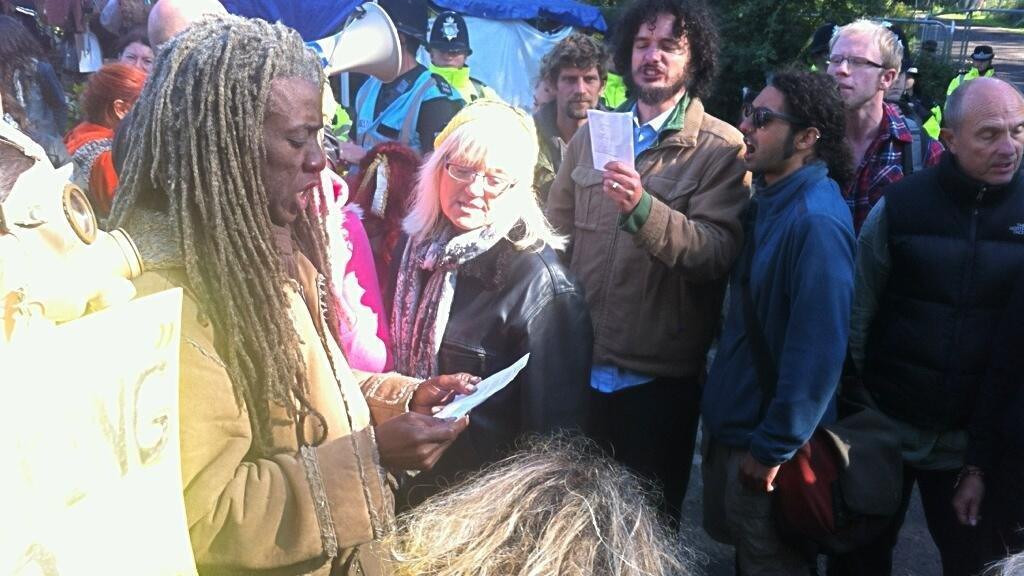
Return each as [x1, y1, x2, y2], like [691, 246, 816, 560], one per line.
[702, 162, 855, 466]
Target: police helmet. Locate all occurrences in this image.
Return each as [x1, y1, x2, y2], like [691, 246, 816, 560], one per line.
[972, 45, 994, 61]
[428, 11, 471, 55]
[808, 23, 836, 57]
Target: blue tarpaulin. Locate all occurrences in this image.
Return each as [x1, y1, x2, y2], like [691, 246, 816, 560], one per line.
[220, 0, 363, 40]
[221, 0, 605, 40]
[430, 0, 606, 31]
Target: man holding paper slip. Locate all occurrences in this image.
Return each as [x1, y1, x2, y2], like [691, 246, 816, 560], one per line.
[545, 0, 750, 524]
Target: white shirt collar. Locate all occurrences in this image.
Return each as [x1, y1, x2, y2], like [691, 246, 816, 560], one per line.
[633, 103, 675, 133]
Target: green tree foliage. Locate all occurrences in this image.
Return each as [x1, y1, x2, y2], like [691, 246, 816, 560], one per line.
[705, 0, 890, 119]
[913, 52, 959, 109]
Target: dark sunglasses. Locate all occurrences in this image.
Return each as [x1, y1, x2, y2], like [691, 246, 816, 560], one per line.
[741, 103, 807, 130]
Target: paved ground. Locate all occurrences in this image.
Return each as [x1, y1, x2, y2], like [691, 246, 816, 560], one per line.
[677, 429, 941, 576]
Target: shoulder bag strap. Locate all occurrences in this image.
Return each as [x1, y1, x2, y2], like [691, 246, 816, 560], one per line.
[901, 116, 924, 175]
[739, 203, 780, 415]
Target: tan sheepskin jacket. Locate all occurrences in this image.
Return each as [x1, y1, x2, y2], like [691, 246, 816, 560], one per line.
[134, 253, 417, 576]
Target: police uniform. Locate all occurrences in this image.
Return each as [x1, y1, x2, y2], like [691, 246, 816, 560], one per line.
[426, 11, 498, 103]
[353, 66, 464, 154]
[351, 0, 465, 154]
[923, 45, 996, 139]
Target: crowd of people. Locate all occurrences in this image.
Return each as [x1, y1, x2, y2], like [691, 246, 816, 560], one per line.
[2, 0, 1024, 574]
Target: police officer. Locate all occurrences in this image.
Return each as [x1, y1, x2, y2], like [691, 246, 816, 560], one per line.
[806, 22, 836, 73]
[924, 45, 998, 139]
[426, 11, 497, 103]
[950, 45, 997, 95]
[349, 0, 464, 157]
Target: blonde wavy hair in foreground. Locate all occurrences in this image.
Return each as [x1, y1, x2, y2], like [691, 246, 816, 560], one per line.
[385, 436, 691, 576]
[402, 99, 565, 252]
[985, 552, 1024, 576]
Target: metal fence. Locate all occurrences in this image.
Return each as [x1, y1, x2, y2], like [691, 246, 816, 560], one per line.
[876, 16, 959, 61]
[932, 8, 1024, 63]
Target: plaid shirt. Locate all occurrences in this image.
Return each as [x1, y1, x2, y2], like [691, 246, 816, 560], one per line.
[844, 103, 944, 234]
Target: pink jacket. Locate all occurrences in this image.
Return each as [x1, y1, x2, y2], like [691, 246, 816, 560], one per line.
[316, 169, 392, 372]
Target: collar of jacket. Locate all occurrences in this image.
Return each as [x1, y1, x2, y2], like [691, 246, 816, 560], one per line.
[123, 208, 184, 271]
[752, 162, 830, 221]
[125, 207, 306, 285]
[939, 151, 1021, 205]
[460, 236, 513, 290]
[881, 102, 915, 147]
[616, 93, 698, 149]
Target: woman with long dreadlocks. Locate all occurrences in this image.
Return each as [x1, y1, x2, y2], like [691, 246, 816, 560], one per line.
[108, 15, 473, 575]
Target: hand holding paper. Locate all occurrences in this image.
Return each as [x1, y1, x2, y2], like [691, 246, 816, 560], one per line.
[434, 354, 530, 419]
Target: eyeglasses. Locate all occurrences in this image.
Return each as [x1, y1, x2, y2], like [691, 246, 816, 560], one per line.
[445, 161, 515, 196]
[741, 103, 806, 130]
[827, 54, 885, 69]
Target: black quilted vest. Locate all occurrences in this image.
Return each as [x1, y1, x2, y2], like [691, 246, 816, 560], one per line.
[865, 155, 1024, 430]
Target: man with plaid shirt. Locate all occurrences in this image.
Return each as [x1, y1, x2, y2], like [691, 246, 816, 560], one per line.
[828, 20, 942, 234]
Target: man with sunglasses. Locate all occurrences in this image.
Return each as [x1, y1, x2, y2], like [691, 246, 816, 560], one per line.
[546, 0, 749, 525]
[701, 70, 855, 574]
[827, 19, 942, 234]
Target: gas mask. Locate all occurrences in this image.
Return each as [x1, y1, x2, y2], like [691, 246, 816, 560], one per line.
[0, 122, 143, 343]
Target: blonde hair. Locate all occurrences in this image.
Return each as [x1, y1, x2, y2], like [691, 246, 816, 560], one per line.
[985, 552, 1024, 576]
[831, 19, 903, 72]
[403, 100, 565, 251]
[385, 436, 692, 576]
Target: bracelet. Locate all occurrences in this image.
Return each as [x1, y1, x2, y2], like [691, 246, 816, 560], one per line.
[956, 466, 985, 488]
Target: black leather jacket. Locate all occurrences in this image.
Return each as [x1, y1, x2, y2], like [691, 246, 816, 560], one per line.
[397, 238, 593, 509]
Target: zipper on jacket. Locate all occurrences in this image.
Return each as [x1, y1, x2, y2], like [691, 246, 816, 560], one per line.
[945, 186, 985, 389]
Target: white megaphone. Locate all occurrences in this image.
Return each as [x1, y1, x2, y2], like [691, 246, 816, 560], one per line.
[307, 2, 403, 82]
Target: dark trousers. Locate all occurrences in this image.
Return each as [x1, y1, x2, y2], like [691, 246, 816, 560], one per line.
[828, 464, 992, 576]
[589, 376, 701, 525]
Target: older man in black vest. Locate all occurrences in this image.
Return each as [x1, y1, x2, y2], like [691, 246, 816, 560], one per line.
[834, 77, 1024, 576]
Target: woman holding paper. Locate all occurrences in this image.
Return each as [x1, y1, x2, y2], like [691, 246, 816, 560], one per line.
[390, 100, 593, 509]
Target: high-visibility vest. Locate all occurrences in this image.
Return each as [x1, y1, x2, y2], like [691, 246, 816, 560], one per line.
[354, 69, 463, 154]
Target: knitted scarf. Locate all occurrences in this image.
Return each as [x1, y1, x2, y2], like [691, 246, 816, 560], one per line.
[390, 220, 511, 378]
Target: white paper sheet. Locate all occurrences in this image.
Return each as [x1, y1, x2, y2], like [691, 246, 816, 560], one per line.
[434, 353, 530, 419]
[587, 109, 634, 170]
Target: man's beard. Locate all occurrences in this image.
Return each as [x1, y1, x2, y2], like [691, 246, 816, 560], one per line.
[636, 75, 687, 106]
[566, 101, 591, 120]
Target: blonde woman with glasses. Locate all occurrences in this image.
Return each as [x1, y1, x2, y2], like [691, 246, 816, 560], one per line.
[390, 100, 593, 509]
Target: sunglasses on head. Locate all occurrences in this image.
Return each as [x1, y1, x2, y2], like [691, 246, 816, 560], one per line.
[741, 103, 807, 130]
